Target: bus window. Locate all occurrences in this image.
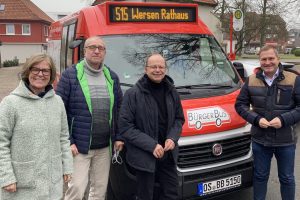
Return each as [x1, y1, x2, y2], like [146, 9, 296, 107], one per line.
[60, 26, 68, 72]
[60, 23, 76, 71]
[102, 34, 239, 93]
[66, 23, 76, 67]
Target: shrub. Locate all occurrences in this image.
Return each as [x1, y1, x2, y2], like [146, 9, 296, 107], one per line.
[3, 57, 19, 67]
[294, 49, 300, 57]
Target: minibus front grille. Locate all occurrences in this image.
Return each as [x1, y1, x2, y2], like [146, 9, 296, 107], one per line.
[177, 135, 251, 169]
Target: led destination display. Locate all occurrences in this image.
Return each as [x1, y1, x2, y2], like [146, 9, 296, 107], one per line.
[109, 5, 197, 22]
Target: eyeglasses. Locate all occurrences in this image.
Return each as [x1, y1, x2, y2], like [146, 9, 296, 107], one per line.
[85, 45, 106, 51]
[30, 67, 51, 76]
[146, 65, 166, 70]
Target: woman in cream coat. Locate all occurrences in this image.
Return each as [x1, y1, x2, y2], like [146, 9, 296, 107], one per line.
[0, 54, 73, 200]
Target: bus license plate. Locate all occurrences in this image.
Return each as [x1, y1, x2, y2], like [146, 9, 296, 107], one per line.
[197, 174, 242, 196]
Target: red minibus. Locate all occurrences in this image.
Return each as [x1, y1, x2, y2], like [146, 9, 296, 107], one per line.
[48, 1, 253, 199]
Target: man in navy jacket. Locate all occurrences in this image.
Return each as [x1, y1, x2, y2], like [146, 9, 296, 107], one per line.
[235, 45, 300, 200]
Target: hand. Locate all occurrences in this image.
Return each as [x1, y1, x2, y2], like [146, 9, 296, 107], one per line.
[70, 144, 79, 156]
[114, 141, 124, 151]
[269, 117, 282, 129]
[259, 118, 270, 128]
[153, 144, 164, 159]
[63, 174, 72, 183]
[3, 183, 17, 192]
[164, 139, 175, 152]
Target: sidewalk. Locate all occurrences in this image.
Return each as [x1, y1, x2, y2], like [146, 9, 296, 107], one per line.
[0, 66, 21, 101]
[0, 65, 299, 200]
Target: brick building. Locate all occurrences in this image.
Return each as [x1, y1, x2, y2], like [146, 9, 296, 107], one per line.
[0, 0, 53, 64]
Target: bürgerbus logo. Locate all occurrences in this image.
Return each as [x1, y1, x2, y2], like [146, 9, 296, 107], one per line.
[187, 106, 231, 130]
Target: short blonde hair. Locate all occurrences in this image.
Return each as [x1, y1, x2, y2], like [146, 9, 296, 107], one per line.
[258, 45, 279, 58]
[20, 53, 56, 85]
[84, 36, 106, 48]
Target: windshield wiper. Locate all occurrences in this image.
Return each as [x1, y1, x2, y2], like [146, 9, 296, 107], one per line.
[177, 90, 192, 95]
[176, 84, 234, 89]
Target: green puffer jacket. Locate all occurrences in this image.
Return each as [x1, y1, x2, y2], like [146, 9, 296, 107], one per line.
[0, 81, 73, 200]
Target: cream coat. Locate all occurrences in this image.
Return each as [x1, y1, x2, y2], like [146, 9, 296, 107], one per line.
[0, 81, 73, 200]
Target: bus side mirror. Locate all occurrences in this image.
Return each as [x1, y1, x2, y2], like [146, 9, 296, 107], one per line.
[69, 39, 83, 49]
[233, 62, 245, 81]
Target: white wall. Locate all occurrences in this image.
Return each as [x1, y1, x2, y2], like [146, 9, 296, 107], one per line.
[223, 39, 237, 54]
[0, 44, 46, 64]
[46, 11, 71, 21]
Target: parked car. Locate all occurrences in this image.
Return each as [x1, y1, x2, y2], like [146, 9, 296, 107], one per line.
[244, 48, 256, 55]
[233, 60, 298, 80]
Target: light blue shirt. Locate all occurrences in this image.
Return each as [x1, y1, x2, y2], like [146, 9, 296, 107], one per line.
[262, 68, 279, 86]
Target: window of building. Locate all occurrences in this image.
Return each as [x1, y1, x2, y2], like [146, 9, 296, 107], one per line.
[44, 25, 49, 36]
[58, 15, 67, 19]
[6, 24, 15, 35]
[22, 24, 31, 35]
[266, 34, 272, 39]
[0, 4, 5, 11]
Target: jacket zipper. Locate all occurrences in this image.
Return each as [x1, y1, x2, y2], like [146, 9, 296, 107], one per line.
[70, 117, 75, 136]
[277, 89, 281, 104]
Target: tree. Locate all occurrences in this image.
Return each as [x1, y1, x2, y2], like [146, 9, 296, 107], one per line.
[250, 0, 297, 47]
[214, 0, 295, 53]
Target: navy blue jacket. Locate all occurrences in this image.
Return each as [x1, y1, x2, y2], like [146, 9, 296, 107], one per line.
[235, 66, 300, 146]
[56, 63, 122, 154]
[118, 75, 185, 172]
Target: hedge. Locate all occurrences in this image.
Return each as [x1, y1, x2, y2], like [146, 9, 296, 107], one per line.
[294, 49, 300, 57]
[3, 57, 19, 67]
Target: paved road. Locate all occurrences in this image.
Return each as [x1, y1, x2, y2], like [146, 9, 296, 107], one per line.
[0, 66, 299, 200]
[219, 148, 300, 200]
[0, 66, 21, 101]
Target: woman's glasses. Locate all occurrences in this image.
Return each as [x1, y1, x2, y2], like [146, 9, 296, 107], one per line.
[30, 67, 51, 76]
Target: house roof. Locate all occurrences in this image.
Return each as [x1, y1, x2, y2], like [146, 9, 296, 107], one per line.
[92, 0, 218, 7]
[0, 0, 53, 23]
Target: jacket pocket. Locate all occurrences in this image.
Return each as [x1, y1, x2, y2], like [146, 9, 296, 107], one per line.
[276, 86, 293, 105]
[275, 127, 293, 143]
[12, 161, 36, 189]
[51, 153, 63, 184]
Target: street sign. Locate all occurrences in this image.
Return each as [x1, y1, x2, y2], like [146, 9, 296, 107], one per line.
[233, 9, 243, 31]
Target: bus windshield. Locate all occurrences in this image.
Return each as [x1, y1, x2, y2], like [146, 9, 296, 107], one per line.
[103, 34, 240, 88]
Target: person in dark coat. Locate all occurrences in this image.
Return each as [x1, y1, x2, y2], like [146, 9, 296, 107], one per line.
[118, 53, 185, 200]
[235, 45, 300, 200]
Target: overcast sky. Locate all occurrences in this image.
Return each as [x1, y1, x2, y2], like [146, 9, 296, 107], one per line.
[31, 0, 88, 13]
[31, 0, 300, 29]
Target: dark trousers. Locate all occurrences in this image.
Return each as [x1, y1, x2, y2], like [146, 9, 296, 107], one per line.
[136, 154, 178, 200]
[252, 141, 296, 200]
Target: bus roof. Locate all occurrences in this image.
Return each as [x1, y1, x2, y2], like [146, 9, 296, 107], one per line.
[49, 1, 213, 40]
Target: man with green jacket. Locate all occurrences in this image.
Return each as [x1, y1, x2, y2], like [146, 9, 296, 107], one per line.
[56, 36, 123, 200]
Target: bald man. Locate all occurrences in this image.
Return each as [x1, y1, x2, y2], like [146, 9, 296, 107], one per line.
[119, 53, 185, 200]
